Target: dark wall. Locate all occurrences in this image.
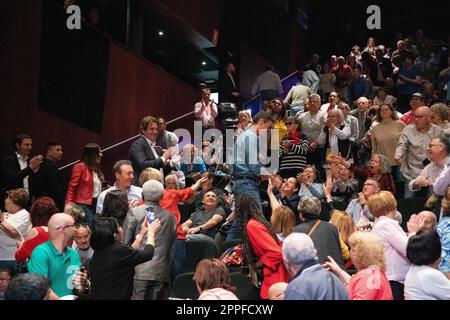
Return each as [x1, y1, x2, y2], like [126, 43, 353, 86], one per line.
[1, 0, 198, 184]
[157, 0, 223, 42]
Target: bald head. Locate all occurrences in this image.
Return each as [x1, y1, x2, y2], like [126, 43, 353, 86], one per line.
[418, 211, 437, 229]
[268, 282, 288, 300]
[48, 213, 73, 230]
[415, 106, 431, 130]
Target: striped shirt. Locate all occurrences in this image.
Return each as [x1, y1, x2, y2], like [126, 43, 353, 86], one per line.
[278, 132, 309, 175]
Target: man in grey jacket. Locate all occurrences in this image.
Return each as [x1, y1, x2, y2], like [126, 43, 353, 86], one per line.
[283, 233, 348, 300]
[122, 180, 177, 300]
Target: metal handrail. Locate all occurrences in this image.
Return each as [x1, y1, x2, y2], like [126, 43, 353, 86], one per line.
[59, 111, 195, 170]
[243, 70, 299, 107]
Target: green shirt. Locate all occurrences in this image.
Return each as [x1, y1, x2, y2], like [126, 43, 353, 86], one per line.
[28, 240, 81, 297]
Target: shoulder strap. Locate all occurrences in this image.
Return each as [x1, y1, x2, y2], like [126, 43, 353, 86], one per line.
[307, 220, 321, 237]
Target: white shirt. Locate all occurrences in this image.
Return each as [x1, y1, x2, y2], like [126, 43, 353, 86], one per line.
[92, 172, 102, 199]
[96, 184, 143, 214]
[0, 209, 32, 260]
[16, 152, 29, 193]
[144, 137, 165, 162]
[320, 103, 338, 113]
[405, 265, 450, 300]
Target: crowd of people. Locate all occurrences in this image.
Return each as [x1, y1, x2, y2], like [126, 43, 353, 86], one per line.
[1, 30, 450, 301]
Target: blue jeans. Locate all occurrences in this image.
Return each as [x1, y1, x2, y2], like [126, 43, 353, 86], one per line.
[172, 239, 186, 278]
[227, 179, 262, 241]
[79, 201, 96, 227]
[0, 260, 17, 271]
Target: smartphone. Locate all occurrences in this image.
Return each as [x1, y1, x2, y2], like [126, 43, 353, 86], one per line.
[146, 207, 156, 224]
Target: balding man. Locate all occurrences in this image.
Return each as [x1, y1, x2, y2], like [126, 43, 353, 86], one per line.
[395, 106, 445, 198]
[182, 190, 226, 242]
[407, 211, 438, 236]
[122, 180, 177, 300]
[268, 282, 288, 300]
[28, 213, 85, 299]
[409, 138, 450, 196]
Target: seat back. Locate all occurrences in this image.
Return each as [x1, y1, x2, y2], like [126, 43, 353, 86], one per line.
[170, 272, 198, 300]
[397, 197, 427, 231]
[183, 240, 218, 273]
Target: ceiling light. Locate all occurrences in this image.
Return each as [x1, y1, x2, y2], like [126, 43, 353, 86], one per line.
[157, 31, 164, 37]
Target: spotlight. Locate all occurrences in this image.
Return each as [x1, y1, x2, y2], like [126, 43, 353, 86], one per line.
[157, 31, 164, 37]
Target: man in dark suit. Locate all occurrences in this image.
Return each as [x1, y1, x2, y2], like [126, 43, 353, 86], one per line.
[0, 134, 43, 205]
[34, 141, 65, 211]
[122, 180, 177, 300]
[219, 62, 241, 105]
[129, 116, 174, 186]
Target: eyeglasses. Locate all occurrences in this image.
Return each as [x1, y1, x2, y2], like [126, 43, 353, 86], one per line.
[57, 224, 76, 230]
[75, 223, 90, 229]
[428, 144, 443, 149]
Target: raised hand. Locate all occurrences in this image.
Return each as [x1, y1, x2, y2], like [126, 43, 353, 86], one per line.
[30, 155, 43, 172]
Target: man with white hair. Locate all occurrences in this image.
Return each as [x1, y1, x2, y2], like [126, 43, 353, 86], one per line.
[350, 97, 372, 165]
[282, 233, 348, 300]
[28, 213, 87, 299]
[122, 180, 177, 300]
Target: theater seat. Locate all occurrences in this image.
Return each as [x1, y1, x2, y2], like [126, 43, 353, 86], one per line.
[230, 272, 260, 300]
[183, 240, 218, 273]
[170, 272, 198, 300]
[397, 197, 427, 231]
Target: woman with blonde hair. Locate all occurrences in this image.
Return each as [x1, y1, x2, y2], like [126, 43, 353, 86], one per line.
[369, 191, 410, 300]
[329, 210, 355, 262]
[270, 206, 296, 242]
[324, 231, 393, 300]
[194, 258, 238, 300]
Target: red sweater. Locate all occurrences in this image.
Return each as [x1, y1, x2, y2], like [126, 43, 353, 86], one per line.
[160, 188, 194, 240]
[135, 188, 194, 240]
[246, 218, 288, 299]
[347, 268, 393, 300]
[15, 226, 49, 262]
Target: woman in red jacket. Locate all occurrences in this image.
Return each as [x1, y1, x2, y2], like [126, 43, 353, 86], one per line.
[66, 143, 103, 227]
[236, 194, 289, 299]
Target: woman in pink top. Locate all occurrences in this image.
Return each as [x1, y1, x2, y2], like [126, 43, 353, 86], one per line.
[368, 191, 411, 300]
[324, 231, 393, 300]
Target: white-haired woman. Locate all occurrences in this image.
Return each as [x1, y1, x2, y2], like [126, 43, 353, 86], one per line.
[318, 108, 352, 166]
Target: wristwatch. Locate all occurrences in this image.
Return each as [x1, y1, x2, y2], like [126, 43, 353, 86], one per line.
[198, 226, 203, 231]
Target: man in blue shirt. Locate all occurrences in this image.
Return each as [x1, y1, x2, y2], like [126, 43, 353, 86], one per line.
[397, 52, 423, 113]
[232, 111, 274, 208]
[226, 111, 274, 240]
[347, 66, 370, 106]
